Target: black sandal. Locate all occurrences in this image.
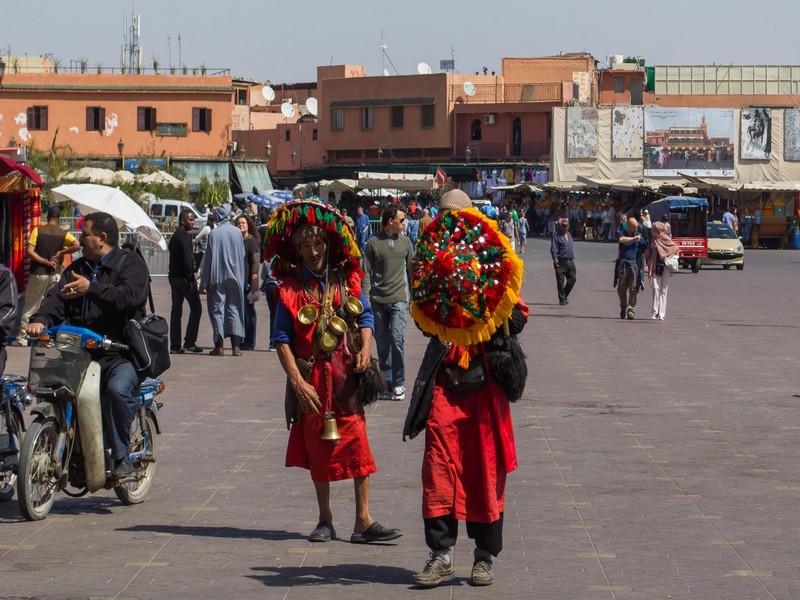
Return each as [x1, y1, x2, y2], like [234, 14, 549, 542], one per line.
[309, 520, 336, 542]
[350, 522, 402, 543]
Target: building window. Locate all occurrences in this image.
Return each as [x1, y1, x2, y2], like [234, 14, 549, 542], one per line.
[613, 75, 625, 93]
[391, 106, 404, 129]
[470, 119, 482, 141]
[285, 129, 291, 142]
[192, 107, 212, 132]
[332, 108, 345, 131]
[236, 89, 248, 106]
[26, 106, 48, 131]
[361, 107, 374, 130]
[312, 128, 318, 141]
[421, 105, 435, 128]
[137, 107, 157, 131]
[86, 106, 106, 132]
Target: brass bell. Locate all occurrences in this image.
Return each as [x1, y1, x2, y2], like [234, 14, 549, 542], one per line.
[320, 411, 341, 443]
[298, 304, 318, 325]
[329, 315, 348, 336]
[318, 329, 339, 353]
[344, 295, 364, 317]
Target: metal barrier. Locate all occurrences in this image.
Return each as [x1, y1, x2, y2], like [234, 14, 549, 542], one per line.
[120, 231, 171, 276]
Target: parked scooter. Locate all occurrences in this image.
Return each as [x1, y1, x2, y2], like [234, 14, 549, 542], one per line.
[17, 324, 164, 520]
[0, 375, 33, 501]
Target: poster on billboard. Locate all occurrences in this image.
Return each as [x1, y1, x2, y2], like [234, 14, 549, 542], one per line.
[740, 108, 772, 160]
[784, 109, 800, 161]
[566, 107, 598, 159]
[612, 106, 643, 159]
[644, 108, 735, 177]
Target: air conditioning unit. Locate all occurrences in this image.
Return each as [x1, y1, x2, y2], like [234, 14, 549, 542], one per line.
[484, 113, 496, 125]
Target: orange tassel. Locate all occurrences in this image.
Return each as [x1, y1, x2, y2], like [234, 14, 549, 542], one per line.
[457, 347, 472, 370]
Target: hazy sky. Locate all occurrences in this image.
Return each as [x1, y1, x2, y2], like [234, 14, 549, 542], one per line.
[1, 0, 795, 83]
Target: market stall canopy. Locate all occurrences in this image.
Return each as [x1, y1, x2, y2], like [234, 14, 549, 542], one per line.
[232, 161, 274, 194]
[137, 170, 185, 187]
[577, 176, 640, 192]
[740, 181, 800, 192]
[357, 172, 435, 191]
[0, 155, 43, 187]
[51, 183, 167, 250]
[319, 179, 358, 194]
[677, 173, 741, 192]
[487, 182, 543, 194]
[542, 181, 586, 191]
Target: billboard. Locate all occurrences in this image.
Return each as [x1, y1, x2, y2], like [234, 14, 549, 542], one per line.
[566, 107, 598, 159]
[785, 109, 800, 161]
[740, 108, 771, 160]
[612, 106, 643, 159]
[644, 108, 735, 177]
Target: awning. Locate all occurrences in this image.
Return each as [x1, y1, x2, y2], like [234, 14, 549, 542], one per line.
[319, 179, 358, 194]
[488, 182, 542, 194]
[677, 173, 741, 192]
[0, 155, 42, 187]
[577, 176, 639, 191]
[542, 181, 586, 191]
[741, 181, 800, 192]
[232, 161, 274, 195]
[357, 172, 435, 191]
[176, 161, 230, 193]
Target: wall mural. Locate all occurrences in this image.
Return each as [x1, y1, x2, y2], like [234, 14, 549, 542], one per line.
[611, 106, 643, 159]
[566, 106, 598, 159]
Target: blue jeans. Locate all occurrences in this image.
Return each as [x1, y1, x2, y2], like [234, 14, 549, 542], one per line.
[372, 301, 408, 389]
[101, 360, 142, 461]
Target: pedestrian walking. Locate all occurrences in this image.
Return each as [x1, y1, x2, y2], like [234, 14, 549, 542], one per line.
[405, 208, 421, 247]
[236, 215, 261, 350]
[260, 256, 279, 351]
[363, 205, 414, 401]
[355, 205, 371, 253]
[419, 208, 433, 232]
[265, 200, 401, 545]
[518, 213, 529, 253]
[200, 204, 246, 356]
[17, 205, 79, 343]
[405, 188, 529, 588]
[550, 217, 576, 305]
[168, 209, 203, 354]
[615, 217, 648, 320]
[646, 220, 679, 320]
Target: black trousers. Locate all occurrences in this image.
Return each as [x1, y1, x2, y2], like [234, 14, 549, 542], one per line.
[169, 277, 202, 350]
[424, 513, 504, 557]
[554, 259, 577, 302]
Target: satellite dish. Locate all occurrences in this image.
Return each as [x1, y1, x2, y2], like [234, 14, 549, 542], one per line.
[417, 62, 432, 75]
[281, 102, 295, 119]
[463, 81, 477, 97]
[261, 85, 275, 102]
[383, 68, 390, 77]
[306, 97, 318, 117]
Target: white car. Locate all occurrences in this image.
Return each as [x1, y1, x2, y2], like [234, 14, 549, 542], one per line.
[149, 199, 206, 229]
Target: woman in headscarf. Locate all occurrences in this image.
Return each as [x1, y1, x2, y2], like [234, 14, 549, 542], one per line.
[235, 214, 261, 350]
[199, 204, 246, 355]
[266, 201, 401, 545]
[646, 220, 679, 321]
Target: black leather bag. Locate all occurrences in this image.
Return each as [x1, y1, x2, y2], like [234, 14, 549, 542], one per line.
[124, 313, 170, 378]
[441, 361, 486, 394]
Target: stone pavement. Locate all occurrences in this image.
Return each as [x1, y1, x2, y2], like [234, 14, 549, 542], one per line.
[0, 239, 798, 600]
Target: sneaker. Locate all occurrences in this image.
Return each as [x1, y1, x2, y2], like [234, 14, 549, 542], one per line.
[658, 315, 665, 321]
[469, 559, 494, 586]
[559, 299, 567, 305]
[413, 552, 454, 588]
[393, 386, 405, 401]
[626, 307, 635, 320]
[183, 344, 203, 353]
[619, 308, 626, 319]
[170, 348, 186, 355]
[113, 458, 135, 479]
[650, 314, 658, 320]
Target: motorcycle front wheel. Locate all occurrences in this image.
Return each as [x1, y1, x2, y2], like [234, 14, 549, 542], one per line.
[115, 412, 157, 505]
[17, 418, 59, 520]
[0, 411, 24, 502]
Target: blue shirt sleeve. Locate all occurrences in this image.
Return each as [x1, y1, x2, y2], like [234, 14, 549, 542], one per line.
[271, 297, 294, 346]
[357, 290, 374, 330]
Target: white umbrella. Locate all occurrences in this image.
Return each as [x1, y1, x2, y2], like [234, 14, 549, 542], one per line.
[51, 183, 167, 250]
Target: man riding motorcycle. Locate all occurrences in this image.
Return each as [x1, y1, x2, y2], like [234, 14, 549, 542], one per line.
[28, 212, 150, 479]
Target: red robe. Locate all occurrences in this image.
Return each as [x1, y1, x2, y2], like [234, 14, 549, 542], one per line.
[422, 333, 521, 524]
[279, 270, 377, 483]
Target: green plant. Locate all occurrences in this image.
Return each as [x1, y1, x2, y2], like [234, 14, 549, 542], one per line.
[198, 175, 229, 207]
[79, 57, 89, 73]
[11, 58, 20, 74]
[27, 142, 73, 188]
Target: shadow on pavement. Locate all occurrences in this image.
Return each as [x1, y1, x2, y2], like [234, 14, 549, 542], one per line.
[118, 523, 307, 541]
[248, 564, 417, 587]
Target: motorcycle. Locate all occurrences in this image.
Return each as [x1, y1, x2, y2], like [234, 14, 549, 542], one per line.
[0, 374, 33, 501]
[17, 324, 165, 521]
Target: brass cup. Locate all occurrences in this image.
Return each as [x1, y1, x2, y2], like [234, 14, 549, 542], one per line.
[318, 330, 339, 353]
[329, 315, 348, 336]
[344, 295, 364, 317]
[298, 304, 318, 325]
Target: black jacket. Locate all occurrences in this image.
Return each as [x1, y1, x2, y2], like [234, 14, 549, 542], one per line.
[168, 227, 195, 280]
[0, 265, 18, 372]
[32, 247, 150, 369]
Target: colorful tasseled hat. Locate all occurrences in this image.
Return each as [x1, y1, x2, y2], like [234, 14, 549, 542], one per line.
[263, 200, 362, 277]
[411, 207, 524, 348]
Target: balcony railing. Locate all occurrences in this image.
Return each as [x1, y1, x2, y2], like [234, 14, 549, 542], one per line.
[451, 82, 563, 104]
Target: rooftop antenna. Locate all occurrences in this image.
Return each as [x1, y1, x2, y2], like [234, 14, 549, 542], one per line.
[178, 34, 182, 70]
[168, 35, 172, 69]
[379, 28, 400, 76]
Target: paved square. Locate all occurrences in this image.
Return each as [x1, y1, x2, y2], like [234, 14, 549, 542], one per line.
[0, 239, 797, 599]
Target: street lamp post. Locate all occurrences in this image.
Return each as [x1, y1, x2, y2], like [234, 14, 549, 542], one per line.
[465, 146, 472, 162]
[265, 141, 272, 160]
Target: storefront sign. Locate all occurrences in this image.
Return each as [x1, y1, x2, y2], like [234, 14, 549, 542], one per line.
[156, 122, 188, 137]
